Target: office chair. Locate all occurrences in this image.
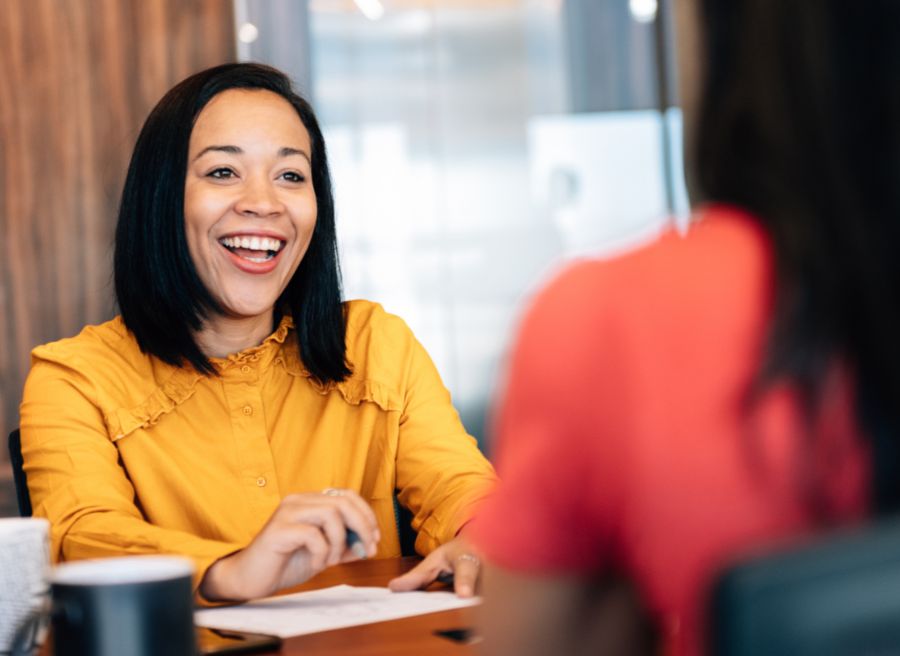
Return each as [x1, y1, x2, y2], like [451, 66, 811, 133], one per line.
[710, 519, 900, 656]
[393, 496, 418, 557]
[7, 429, 32, 517]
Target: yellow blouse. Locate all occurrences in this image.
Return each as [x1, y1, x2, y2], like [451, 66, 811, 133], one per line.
[19, 300, 497, 590]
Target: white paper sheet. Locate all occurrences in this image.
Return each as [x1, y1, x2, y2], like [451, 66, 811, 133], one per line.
[194, 585, 480, 638]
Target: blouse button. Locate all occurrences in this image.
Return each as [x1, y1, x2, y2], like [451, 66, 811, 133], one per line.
[242, 405, 253, 416]
[241, 365, 252, 374]
[256, 476, 267, 487]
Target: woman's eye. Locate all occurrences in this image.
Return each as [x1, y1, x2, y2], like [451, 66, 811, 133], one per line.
[207, 168, 235, 179]
[280, 171, 305, 183]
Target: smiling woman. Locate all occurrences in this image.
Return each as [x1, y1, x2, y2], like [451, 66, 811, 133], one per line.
[183, 89, 319, 356]
[18, 63, 496, 603]
[112, 65, 348, 383]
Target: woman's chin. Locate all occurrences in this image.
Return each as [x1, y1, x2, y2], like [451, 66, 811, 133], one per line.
[215, 300, 279, 323]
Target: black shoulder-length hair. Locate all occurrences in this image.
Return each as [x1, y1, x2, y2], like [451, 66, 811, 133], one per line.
[694, 1, 900, 511]
[114, 62, 351, 384]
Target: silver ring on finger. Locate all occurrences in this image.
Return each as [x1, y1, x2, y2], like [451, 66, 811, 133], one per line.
[321, 487, 346, 497]
[455, 553, 481, 568]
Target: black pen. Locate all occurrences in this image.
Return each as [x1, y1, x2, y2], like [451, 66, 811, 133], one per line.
[346, 528, 368, 559]
[436, 570, 455, 585]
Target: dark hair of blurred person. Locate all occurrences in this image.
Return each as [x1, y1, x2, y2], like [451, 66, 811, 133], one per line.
[695, 0, 900, 512]
[471, 2, 900, 655]
[114, 63, 349, 382]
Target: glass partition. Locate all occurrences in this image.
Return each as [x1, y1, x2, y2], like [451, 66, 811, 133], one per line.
[234, 0, 687, 448]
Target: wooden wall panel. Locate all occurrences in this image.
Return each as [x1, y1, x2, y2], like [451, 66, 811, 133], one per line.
[0, 0, 236, 516]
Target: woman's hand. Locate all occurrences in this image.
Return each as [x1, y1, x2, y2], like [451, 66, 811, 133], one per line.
[387, 536, 481, 597]
[200, 489, 380, 601]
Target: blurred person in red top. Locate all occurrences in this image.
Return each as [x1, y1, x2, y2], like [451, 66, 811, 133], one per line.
[471, 1, 900, 654]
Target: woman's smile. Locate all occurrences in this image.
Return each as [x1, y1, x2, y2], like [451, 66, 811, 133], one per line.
[220, 234, 285, 263]
[218, 231, 287, 272]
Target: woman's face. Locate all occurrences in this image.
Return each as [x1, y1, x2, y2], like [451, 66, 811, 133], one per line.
[184, 88, 317, 321]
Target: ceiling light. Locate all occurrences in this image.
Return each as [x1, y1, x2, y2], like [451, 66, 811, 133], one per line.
[238, 22, 259, 44]
[354, 0, 385, 21]
[629, 0, 658, 23]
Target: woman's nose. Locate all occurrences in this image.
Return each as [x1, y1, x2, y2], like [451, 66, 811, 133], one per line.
[234, 177, 284, 217]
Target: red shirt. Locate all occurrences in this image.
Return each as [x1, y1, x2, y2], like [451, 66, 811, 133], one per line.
[471, 205, 869, 655]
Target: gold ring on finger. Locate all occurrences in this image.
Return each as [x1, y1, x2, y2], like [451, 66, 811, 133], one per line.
[322, 487, 345, 497]
[455, 553, 481, 567]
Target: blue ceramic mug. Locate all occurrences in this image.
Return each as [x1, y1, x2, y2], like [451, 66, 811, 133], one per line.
[50, 556, 196, 656]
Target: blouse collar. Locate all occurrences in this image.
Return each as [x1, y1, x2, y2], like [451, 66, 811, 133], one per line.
[209, 314, 294, 371]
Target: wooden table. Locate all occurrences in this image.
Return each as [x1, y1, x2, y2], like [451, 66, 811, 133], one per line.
[230, 557, 477, 655]
[41, 558, 477, 656]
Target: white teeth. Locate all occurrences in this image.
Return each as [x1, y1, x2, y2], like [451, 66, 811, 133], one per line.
[220, 236, 284, 252]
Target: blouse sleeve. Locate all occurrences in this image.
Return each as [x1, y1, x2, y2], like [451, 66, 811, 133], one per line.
[390, 325, 498, 555]
[19, 357, 242, 594]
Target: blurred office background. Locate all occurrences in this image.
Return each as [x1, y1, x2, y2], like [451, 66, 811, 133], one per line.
[0, 0, 686, 516]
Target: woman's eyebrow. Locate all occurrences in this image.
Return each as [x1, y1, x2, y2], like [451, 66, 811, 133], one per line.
[192, 145, 310, 163]
[279, 147, 311, 163]
[193, 145, 241, 161]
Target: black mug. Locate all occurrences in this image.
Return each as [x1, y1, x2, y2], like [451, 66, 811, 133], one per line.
[50, 556, 197, 656]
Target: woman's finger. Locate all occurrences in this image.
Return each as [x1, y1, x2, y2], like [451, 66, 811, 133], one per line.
[290, 524, 330, 572]
[307, 505, 348, 566]
[452, 552, 481, 598]
[387, 549, 445, 591]
[276, 492, 378, 556]
[320, 489, 381, 544]
[315, 491, 379, 555]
